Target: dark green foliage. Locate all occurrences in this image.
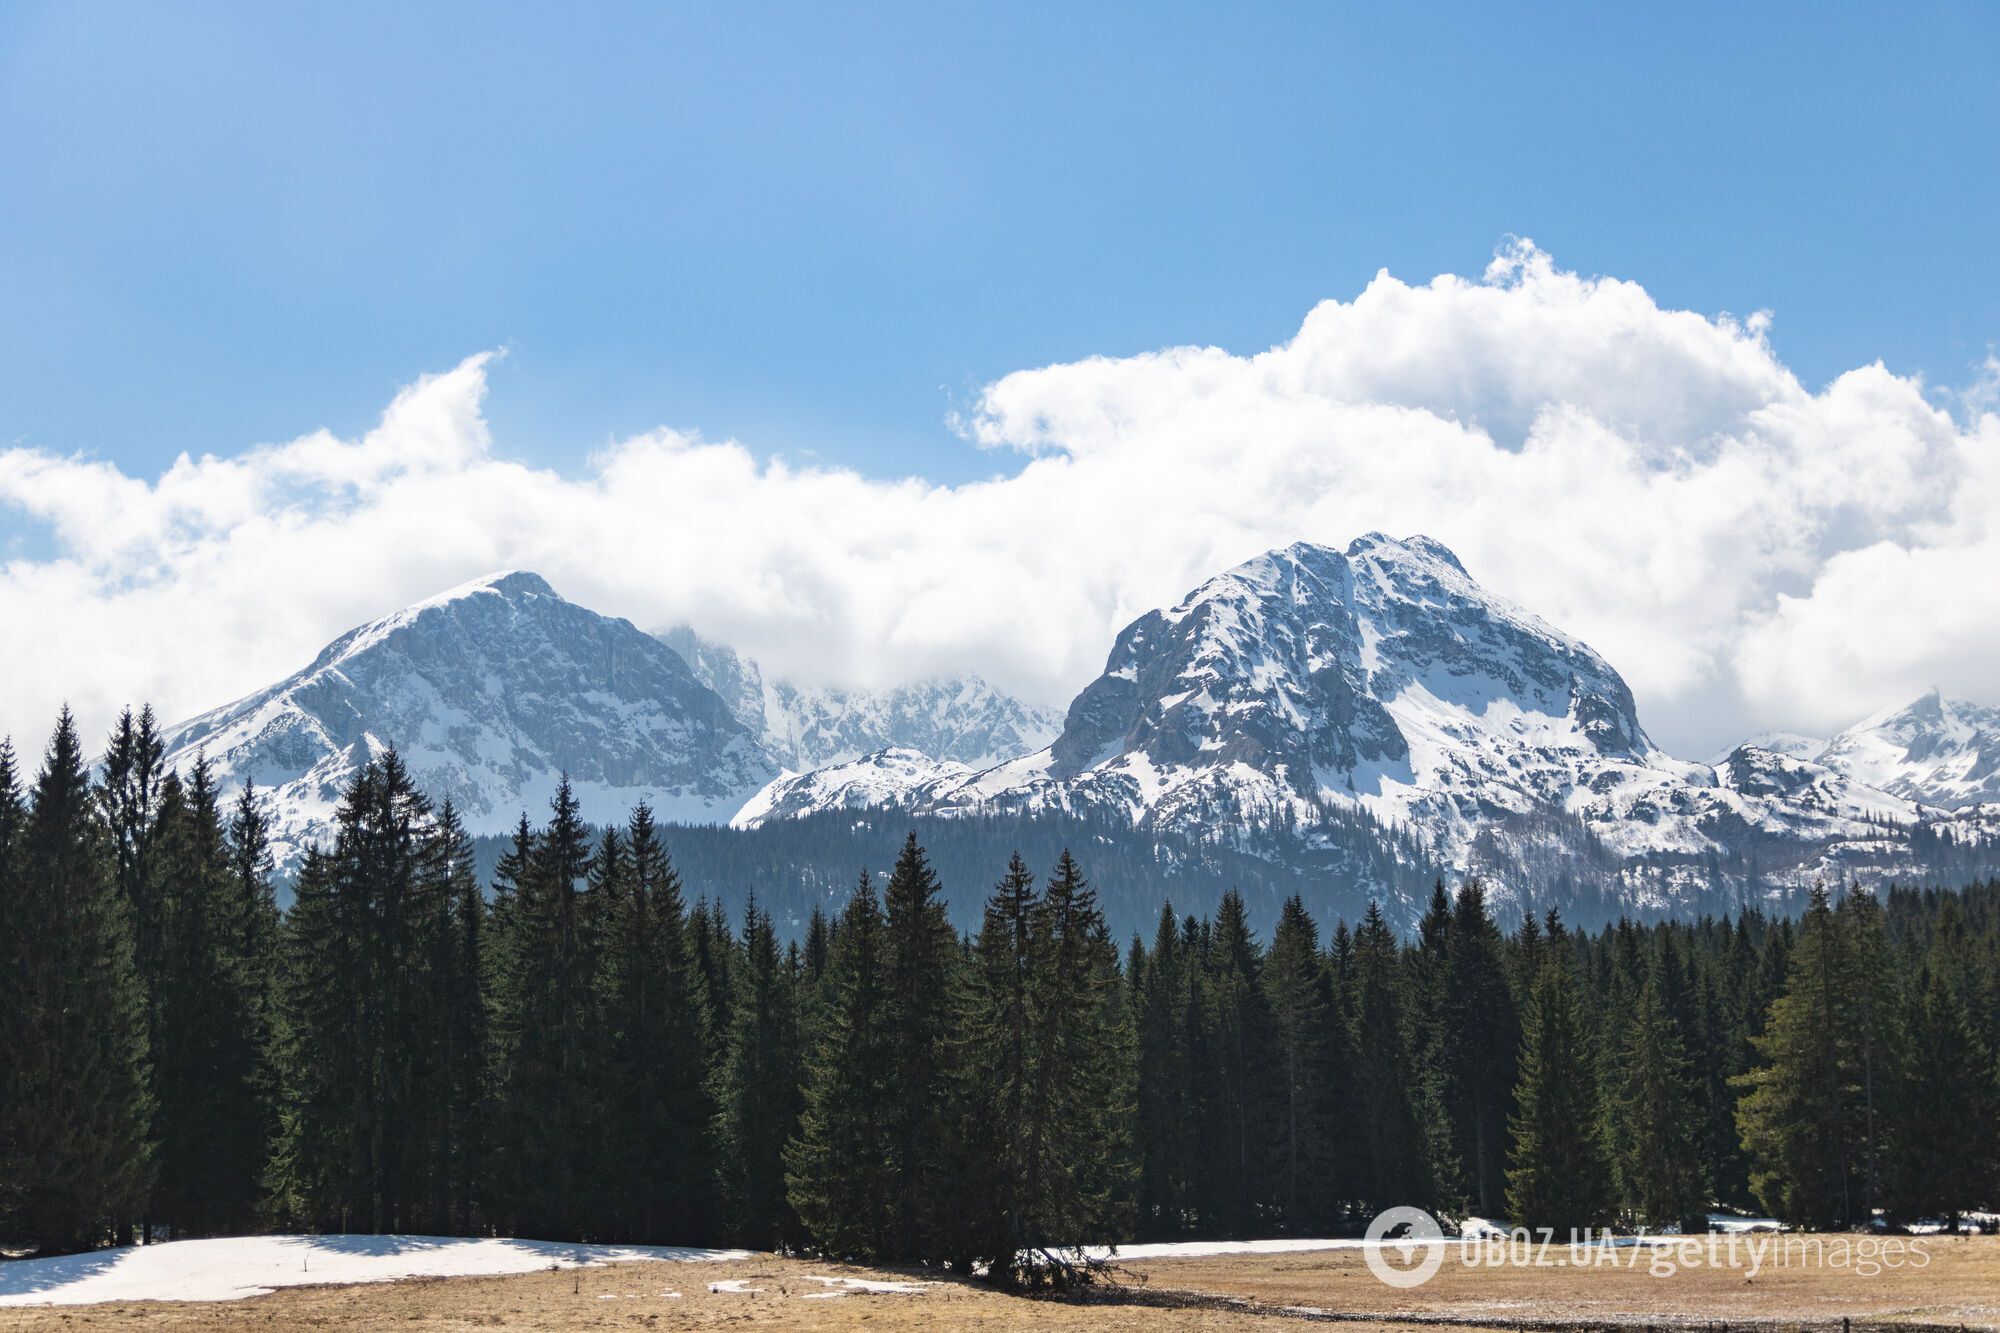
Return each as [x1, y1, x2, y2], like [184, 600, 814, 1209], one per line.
[786, 874, 896, 1259]
[148, 763, 268, 1236]
[1734, 886, 1868, 1229]
[1, 712, 155, 1254]
[488, 776, 602, 1239]
[597, 803, 715, 1242]
[270, 753, 486, 1236]
[1263, 896, 1338, 1232]
[1350, 902, 1434, 1213]
[1506, 953, 1615, 1232]
[1889, 964, 1995, 1229]
[10, 697, 2000, 1262]
[1442, 882, 1517, 1216]
[714, 903, 801, 1248]
[1609, 973, 1705, 1230]
[978, 851, 1130, 1285]
[1131, 903, 1195, 1238]
[1198, 890, 1279, 1236]
[875, 835, 963, 1259]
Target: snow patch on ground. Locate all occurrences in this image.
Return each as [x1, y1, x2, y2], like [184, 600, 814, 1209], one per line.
[0, 1235, 747, 1307]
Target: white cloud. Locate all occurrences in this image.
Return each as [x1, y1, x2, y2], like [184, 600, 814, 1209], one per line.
[1, 243, 1993, 761]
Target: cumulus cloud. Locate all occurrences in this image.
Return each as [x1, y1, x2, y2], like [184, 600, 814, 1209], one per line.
[1, 241, 1993, 760]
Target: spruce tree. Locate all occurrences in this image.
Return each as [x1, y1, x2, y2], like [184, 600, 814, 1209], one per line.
[1443, 881, 1517, 1217]
[1734, 885, 1866, 1228]
[1505, 954, 1614, 1234]
[879, 834, 961, 1259]
[1264, 895, 1335, 1232]
[0, 742, 29, 1236]
[787, 873, 896, 1259]
[1013, 851, 1129, 1284]
[598, 803, 714, 1242]
[1201, 890, 1278, 1236]
[1890, 966, 1995, 1230]
[1350, 902, 1432, 1213]
[1611, 972, 1705, 1230]
[1132, 902, 1193, 1237]
[958, 853, 1038, 1268]
[714, 903, 801, 1249]
[419, 801, 489, 1234]
[490, 777, 601, 1239]
[3, 711, 155, 1253]
[149, 762, 267, 1236]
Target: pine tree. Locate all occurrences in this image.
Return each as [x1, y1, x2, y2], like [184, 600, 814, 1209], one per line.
[1200, 890, 1278, 1236]
[1350, 902, 1432, 1213]
[1734, 885, 1866, 1228]
[1012, 851, 1129, 1285]
[714, 903, 801, 1249]
[1890, 966, 1995, 1230]
[1132, 903, 1193, 1238]
[270, 753, 447, 1233]
[1264, 895, 1335, 1232]
[598, 803, 714, 1242]
[224, 780, 282, 1201]
[1443, 881, 1517, 1217]
[489, 776, 601, 1239]
[879, 834, 962, 1259]
[1840, 890, 1903, 1218]
[0, 741, 30, 1236]
[149, 761, 268, 1236]
[1611, 972, 1705, 1230]
[419, 801, 489, 1234]
[1505, 954, 1614, 1234]
[958, 853, 1038, 1268]
[3, 711, 155, 1253]
[787, 873, 896, 1259]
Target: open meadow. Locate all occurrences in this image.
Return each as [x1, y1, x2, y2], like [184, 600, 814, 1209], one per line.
[1, 1235, 1994, 1332]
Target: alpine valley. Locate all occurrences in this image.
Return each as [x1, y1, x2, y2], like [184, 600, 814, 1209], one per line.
[158, 537, 2000, 935]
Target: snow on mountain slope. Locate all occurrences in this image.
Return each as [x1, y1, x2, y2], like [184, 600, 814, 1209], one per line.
[657, 626, 1062, 771]
[160, 573, 776, 864]
[731, 748, 972, 827]
[1811, 692, 2000, 811]
[735, 536, 1970, 903]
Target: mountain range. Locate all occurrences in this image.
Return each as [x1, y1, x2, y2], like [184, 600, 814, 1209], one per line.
[158, 538, 2000, 920]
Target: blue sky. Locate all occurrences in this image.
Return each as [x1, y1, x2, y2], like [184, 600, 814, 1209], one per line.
[3, 1, 1996, 485]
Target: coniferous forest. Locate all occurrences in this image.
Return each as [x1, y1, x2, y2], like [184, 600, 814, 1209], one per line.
[3, 709, 1998, 1280]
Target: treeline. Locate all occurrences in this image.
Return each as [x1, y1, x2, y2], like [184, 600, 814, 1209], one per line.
[1, 709, 1997, 1275]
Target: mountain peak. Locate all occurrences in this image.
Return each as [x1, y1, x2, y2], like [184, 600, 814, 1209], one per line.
[161, 573, 773, 865]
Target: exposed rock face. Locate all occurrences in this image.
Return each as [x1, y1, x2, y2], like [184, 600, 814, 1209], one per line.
[1811, 692, 2000, 811]
[738, 535, 2000, 911]
[161, 573, 776, 864]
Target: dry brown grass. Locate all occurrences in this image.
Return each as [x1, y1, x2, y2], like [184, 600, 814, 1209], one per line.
[1, 1235, 1994, 1332]
[1111, 1232, 2000, 1329]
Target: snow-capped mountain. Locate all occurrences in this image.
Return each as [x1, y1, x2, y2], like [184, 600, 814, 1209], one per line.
[657, 626, 1062, 771]
[738, 536, 1995, 908]
[160, 573, 776, 864]
[1810, 693, 2000, 811]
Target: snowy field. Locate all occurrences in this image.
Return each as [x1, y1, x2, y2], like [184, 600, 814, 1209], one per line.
[0, 1234, 748, 1307]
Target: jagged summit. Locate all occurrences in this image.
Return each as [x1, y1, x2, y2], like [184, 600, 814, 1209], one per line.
[740, 534, 1997, 908]
[1813, 691, 2000, 810]
[161, 572, 776, 864]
